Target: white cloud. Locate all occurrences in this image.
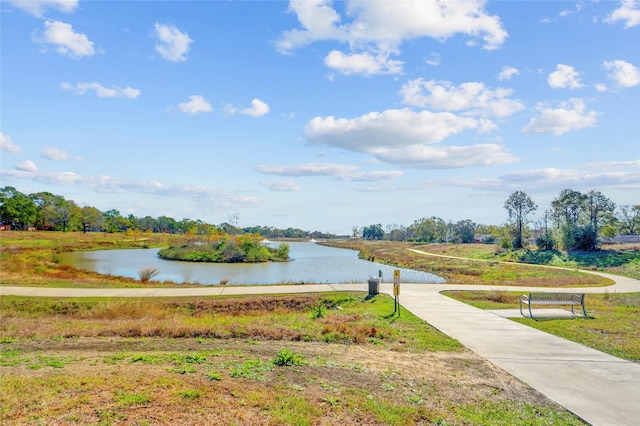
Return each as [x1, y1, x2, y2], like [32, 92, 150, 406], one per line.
[6, 0, 78, 18]
[41, 146, 70, 161]
[399, 79, 525, 118]
[15, 160, 38, 172]
[305, 108, 489, 152]
[256, 162, 359, 177]
[302, 108, 516, 169]
[256, 162, 403, 182]
[595, 83, 608, 92]
[501, 168, 580, 184]
[274, 0, 347, 53]
[498, 66, 519, 81]
[276, 0, 507, 75]
[0, 168, 257, 207]
[324, 50, 403, 76]
[499, 166, 640, 190]
[240, 99, 270, 117]
[154, 23, 193, 62]
[559, 2, 584, 18]
[39, 20, 94, 58]
[177, 95, 212, 114]
[425, 52, 441, 66]
[548, 64, 583, 89]
[339, 170, 403, 182]
[605, 0, 640, 28]
[373, 144, 517, 169]
[522, 99, 598, 136]
[588, 159, 640, 168]
[261, 180, 301, 192]
[60, 82, 141, 99]
[603, 60, 640, 87]
[0, 133, 22, 154]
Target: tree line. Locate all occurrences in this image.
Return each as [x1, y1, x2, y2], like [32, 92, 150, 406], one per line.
[356, 189, 639, 252]
[2, 186, 638, 251]
[0, 186, 337, 239]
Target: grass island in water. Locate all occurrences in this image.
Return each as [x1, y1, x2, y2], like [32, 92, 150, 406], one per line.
[158, 234, 290, 263]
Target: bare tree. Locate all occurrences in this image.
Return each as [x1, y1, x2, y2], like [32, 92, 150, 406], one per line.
[618, 205, 640, 235]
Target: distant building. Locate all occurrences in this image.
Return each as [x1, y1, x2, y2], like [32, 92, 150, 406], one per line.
[601, 235, 640, 245]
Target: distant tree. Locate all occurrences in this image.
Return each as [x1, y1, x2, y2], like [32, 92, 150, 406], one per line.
[552, 189, 586, 227]
[551, 189, 588, 250]
[136, 216, 158, 232]
[408, 217, 436, 242]
[103, 209, 126, 233]
[29, 191, 58, 229]
[362, 224, 384, 240]
[451, 219, 476, 244]
[535, 209, 556, 250]
[0, 186, 37, 230]
[80, 206, 105, 233]
[386, 223, 407, 241]
[351, 225, 361, 239]
[618, 205, 640, 235]
[219, 222, 241, 235]
[157, 215, 178, 233]
[584, 191, 615, 250]
[52, 197, 79, 232]
[504, 191, 537, 249]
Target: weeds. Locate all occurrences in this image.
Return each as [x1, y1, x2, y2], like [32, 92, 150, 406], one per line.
[137, 267, 159, 282]
[310, 301, 326, 320]
[229, 359, 273, 381]
[273, 348, 307, 366]
[177, 389, 201, 400]
[115, 391, 151, 407]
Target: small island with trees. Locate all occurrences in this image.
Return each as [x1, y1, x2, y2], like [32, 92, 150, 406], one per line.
[157, 234, 290, 263]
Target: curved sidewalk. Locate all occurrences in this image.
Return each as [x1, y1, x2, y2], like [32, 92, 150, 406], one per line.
[2, 274, 639, 425]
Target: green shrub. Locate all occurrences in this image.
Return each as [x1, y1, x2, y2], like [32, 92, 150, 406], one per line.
[273, 348, 307, 367]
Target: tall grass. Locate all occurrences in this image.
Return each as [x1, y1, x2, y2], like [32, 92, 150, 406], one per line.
[138, 267, 159, 282]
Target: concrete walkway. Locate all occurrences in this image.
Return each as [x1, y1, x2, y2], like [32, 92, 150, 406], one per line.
[2, 272, 639, 425]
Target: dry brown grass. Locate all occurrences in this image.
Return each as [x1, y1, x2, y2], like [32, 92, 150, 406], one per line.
[0, 292, 584, 425]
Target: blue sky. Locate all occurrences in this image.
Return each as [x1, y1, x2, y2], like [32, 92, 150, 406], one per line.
[1, 0, 639, 234]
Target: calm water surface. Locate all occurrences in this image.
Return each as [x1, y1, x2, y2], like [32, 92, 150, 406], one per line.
[59, 241, 444, 285]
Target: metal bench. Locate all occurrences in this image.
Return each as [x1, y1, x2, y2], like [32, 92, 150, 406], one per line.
[519, 292, 587, 319]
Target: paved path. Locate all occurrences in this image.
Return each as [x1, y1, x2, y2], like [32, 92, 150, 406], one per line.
[2, 269, 639, 425]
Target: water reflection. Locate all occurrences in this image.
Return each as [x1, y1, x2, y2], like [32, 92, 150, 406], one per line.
[59, 241, 444, 285]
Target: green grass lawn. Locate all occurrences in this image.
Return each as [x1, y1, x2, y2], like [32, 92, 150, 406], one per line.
[443, 290, 640, 362]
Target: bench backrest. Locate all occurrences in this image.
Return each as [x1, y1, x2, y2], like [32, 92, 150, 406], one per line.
[529, 292, 584, 303]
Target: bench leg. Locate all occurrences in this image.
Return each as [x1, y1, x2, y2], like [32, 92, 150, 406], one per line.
[528, 304, 535, 320]
[520, 301, 533, 319]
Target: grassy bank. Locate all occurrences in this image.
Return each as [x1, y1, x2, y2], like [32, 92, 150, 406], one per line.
[411, 243, 640, 280]
[322, 240, 616, 286]
[443, 290, 640, 362]
[0, 231, 194, 288]
[0, 292, 583, 425]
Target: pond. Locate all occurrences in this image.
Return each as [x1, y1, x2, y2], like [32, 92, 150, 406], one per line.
[58, 241, 445, 285]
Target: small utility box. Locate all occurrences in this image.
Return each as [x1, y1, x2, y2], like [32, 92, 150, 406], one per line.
[368, 277, 380, 296]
